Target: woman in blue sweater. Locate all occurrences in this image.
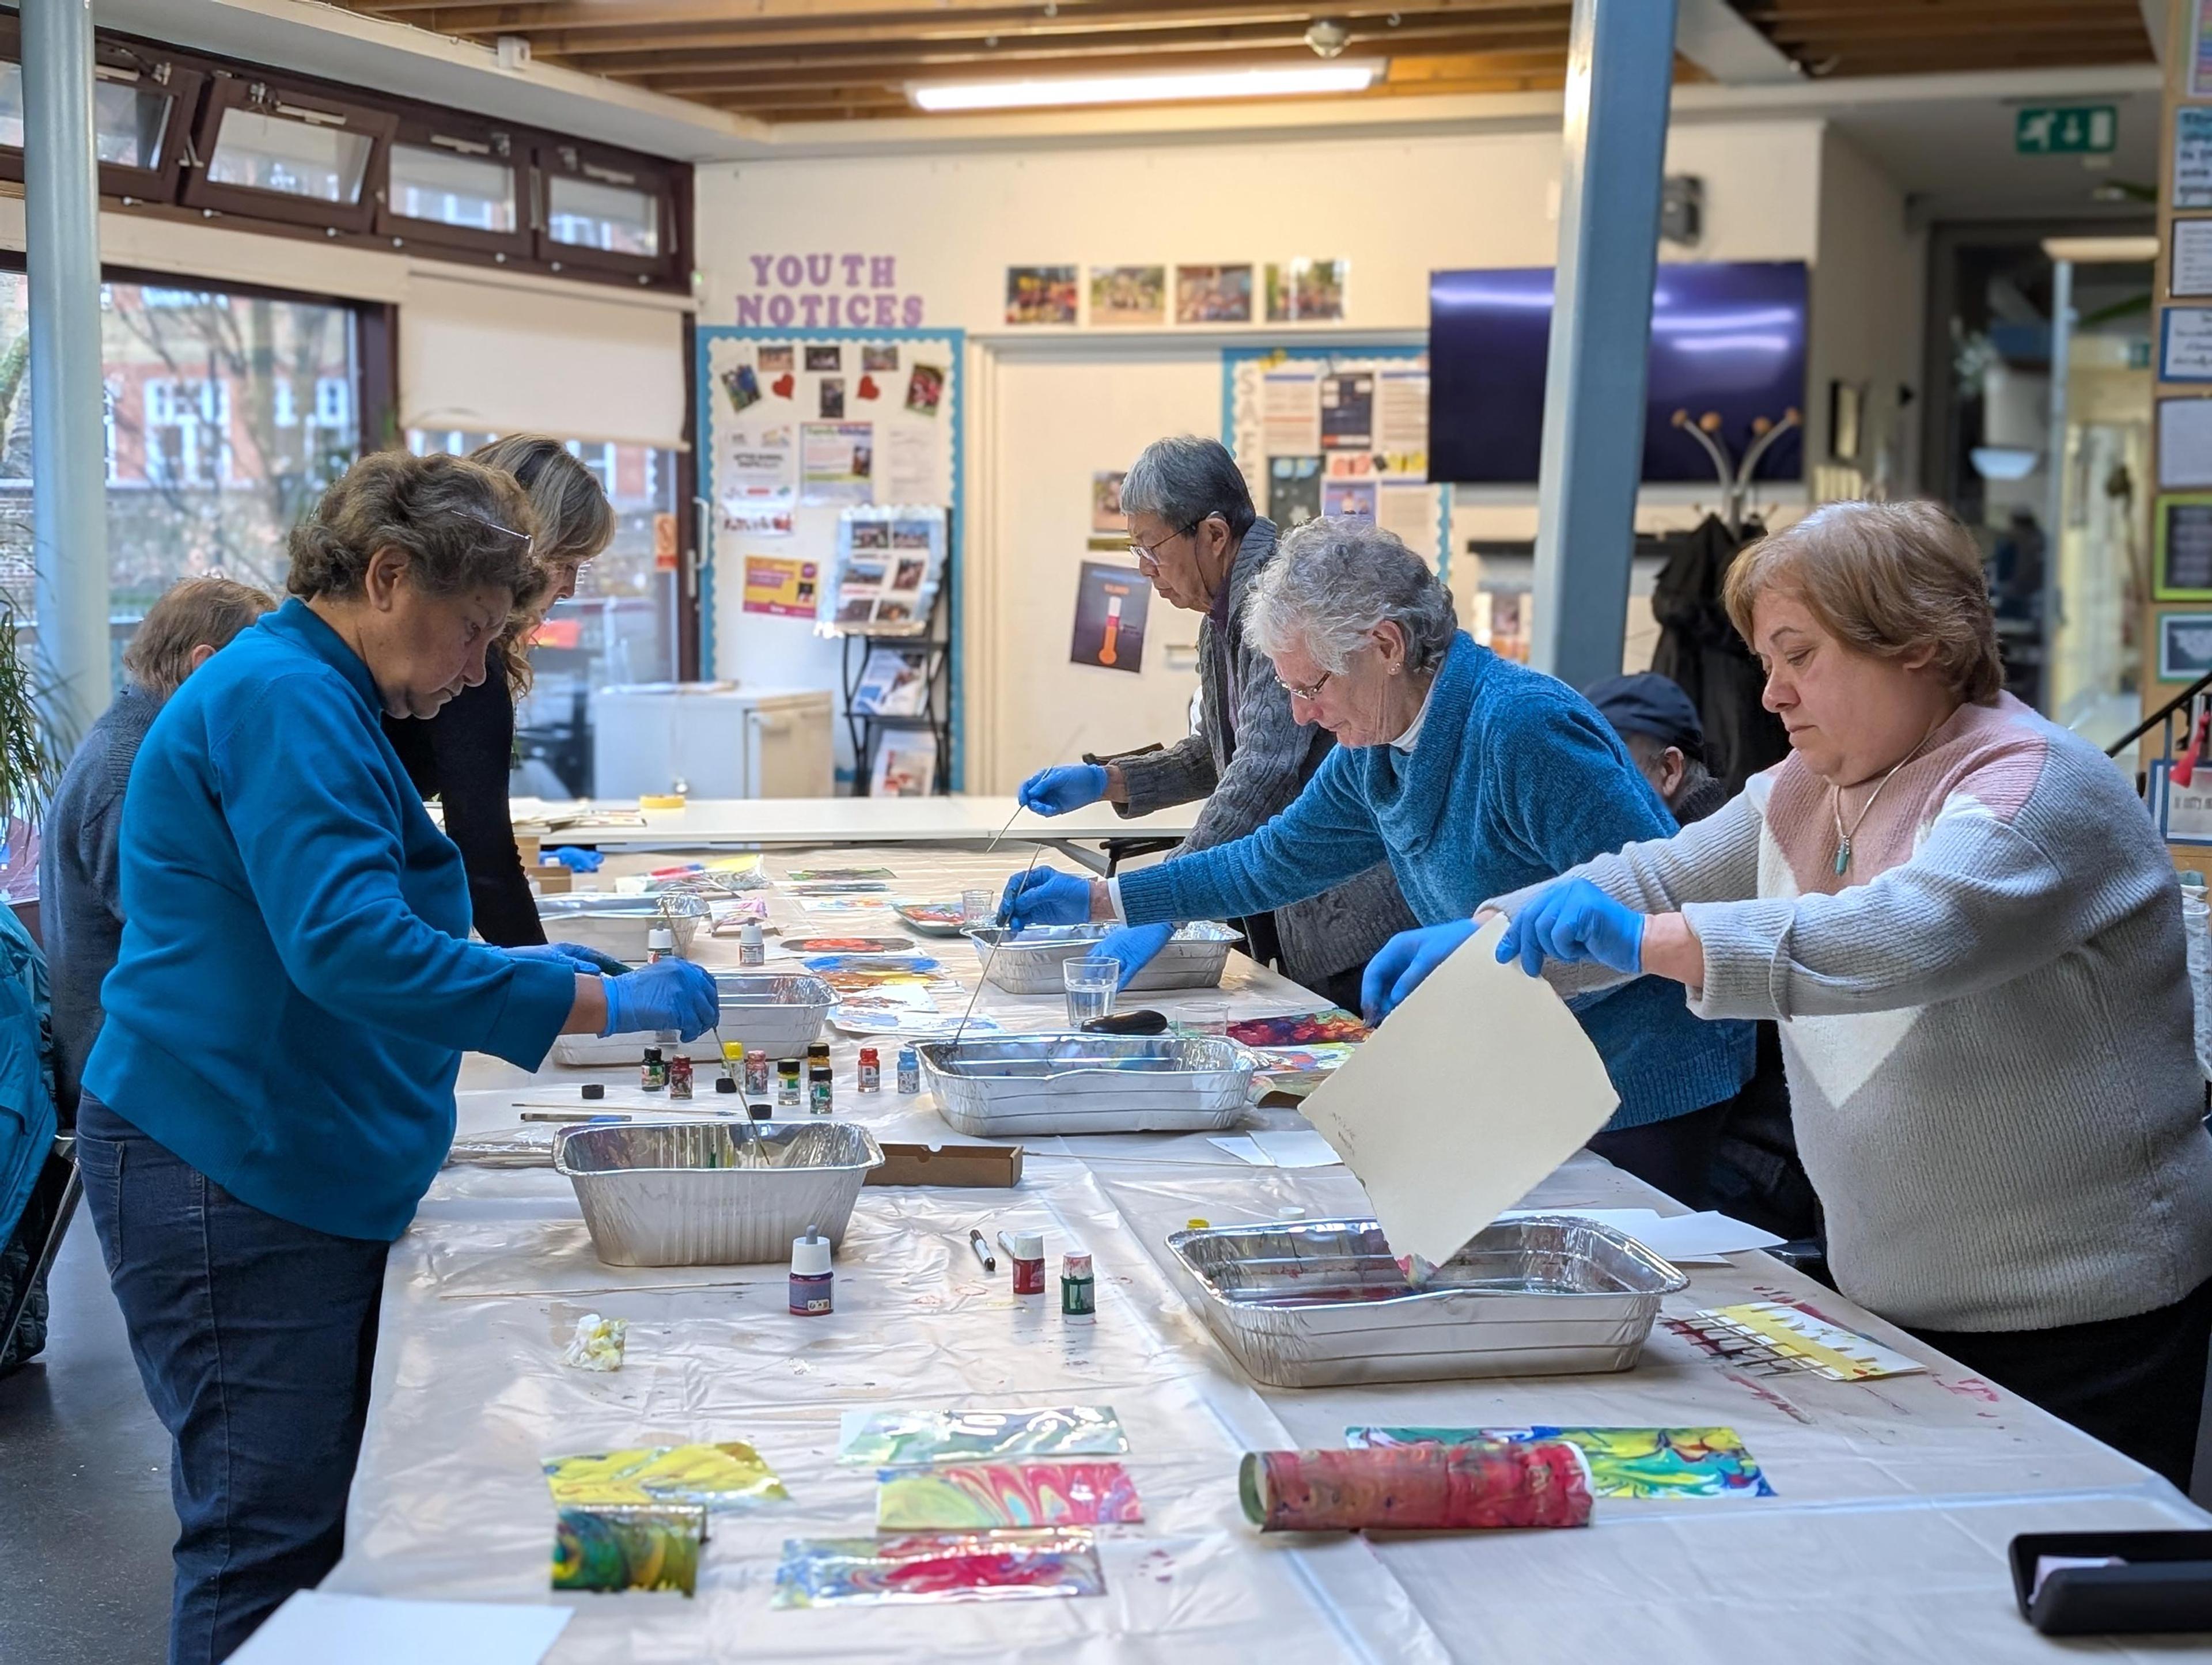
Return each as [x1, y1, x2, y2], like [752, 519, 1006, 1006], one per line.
[75, 452, 718, 1665]
[1005, 516, 1753, 1189]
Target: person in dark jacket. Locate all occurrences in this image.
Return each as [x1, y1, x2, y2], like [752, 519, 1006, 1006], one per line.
[41, 575, 275, 1125]
[1584, 673, 1729, 825]
[383, 437, 613, 946]
[1012, 436, 1413, 1010]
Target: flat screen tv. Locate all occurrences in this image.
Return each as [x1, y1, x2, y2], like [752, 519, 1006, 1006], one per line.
[1428, 260, 1806, 485]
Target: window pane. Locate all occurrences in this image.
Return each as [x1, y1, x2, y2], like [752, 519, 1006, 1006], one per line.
[408, 428, 680, 797]
[389, 143, 517, 234]
[0, 275, 362, 684]
[206, 105, 371, 206]
[545, 173, 660, 259]
[0, 68, 169, 166]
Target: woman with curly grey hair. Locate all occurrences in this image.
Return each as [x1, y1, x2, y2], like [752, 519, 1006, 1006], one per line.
[1005, 516, 1755, 1184]
[71, 450, 717, 1663]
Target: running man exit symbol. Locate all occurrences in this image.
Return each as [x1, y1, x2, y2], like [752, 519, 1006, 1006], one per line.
[2016, 105, 2116, 155]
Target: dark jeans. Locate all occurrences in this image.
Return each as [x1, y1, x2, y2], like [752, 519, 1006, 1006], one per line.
[1910, 1274, 2212, 1492]
[1586, 1096, 1730, 1209]
[74, 1094, 390, 1665]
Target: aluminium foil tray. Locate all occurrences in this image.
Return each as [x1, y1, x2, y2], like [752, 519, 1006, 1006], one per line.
[962, 921, 1238, 995]
[915, 1032, 1254, 1136]
[550, 972, 833, 1067]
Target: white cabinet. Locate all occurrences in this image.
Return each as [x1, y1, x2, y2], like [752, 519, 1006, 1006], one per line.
[591, 683, 834, 799]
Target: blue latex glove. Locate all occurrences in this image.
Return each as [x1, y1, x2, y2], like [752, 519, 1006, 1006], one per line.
[600, 958, 720, 1039]
[1085, 922, 1175, 991]
[545, 845, 604, 873]
[1361, 918, 1477, 1022]
[1018, 764, 1109, 817]
[998, 866, 1094, 928]
[1496, 878, 1646, 979]
[511, 942, 631, 977]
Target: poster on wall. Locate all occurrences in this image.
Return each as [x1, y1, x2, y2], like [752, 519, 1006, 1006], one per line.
[743, 555, 820, 618]
[2180, 108, 2212, 209]
[1320, 373, 1376, 451]
[1089, 265, 1166, 327]
[1070, 562, 1152, 674]
[2161, 613, 2212, 681]
[2158, 493, 2212, 600]
[1268, 455, 1322, 528]
[2162, 397, 2212, 490]
[1006, 267, 1079, 325]
[1176, 264, 1253, 324]
[801, 421, 875, 505]
[1321, 479, 1377, 520]
[1265, 259, 1348, 323]
[2194, 0, 2212, 98]
[2164, 308, 2212, 382]
[905, 365, 945, 415]
[2178, 222, 2212, 299]
[1374, 367, 1430, 474]
[1091, 471, 1127, 533]
[827, 506, 948, 634]
[1377, 483, 1440, 549]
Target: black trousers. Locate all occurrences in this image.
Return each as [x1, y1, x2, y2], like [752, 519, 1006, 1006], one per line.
[1585, 1098, 1729, 1209]
[1910, 1275, 2212, 1491]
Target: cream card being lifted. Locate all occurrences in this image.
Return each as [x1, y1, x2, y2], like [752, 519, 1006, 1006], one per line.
[1297, 916, 1619, 1267]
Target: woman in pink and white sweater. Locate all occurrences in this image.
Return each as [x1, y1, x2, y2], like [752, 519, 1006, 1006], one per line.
[1380, 499, 2212, 1488]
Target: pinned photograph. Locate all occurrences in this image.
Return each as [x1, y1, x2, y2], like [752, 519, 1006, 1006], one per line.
[820, 377, 846, 419]
[862, 344, 900, 371]
[1176, 263, 1254, 324]
[1088, 264, 1167, 327]
[805, 344, 843, 371]
[758, 343, 796, 373]
[1266, 258, 1349, 323]
[1005, 266, 1079, 325]
[1091, 471, 1126, 533]
[720, 365, 762, 415]
[906, 363, 946, 416]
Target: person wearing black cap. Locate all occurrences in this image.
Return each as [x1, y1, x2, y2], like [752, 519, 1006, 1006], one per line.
[1583, 673, 1729, 825]
[1583, 670, 1820, 1247]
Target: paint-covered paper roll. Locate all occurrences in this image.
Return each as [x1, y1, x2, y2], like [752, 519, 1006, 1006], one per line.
[1238, 1442, 1593, 1533]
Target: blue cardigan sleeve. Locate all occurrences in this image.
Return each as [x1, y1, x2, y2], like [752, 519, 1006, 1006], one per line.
[1116, 748, 1389, 926]
[209, 673, 574, 1067]
[1490, 696, 1679, 871]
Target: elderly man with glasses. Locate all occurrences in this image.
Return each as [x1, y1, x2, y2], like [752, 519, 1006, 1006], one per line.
[1016, 434, 1413, 1010]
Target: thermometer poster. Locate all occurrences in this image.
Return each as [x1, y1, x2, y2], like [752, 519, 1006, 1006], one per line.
[1070, 560, 1152, 674]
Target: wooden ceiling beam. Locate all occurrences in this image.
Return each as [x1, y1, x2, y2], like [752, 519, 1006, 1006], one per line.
[1763, 18, 2146, 46]
[350, 0, 1557, 33]
[536, 2, 1560, 59]
[598, 20, 1560, 80]
[652, 39, 1565, 90]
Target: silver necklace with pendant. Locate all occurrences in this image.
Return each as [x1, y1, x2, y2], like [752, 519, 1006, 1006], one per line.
[1829, 727, 1940, 877]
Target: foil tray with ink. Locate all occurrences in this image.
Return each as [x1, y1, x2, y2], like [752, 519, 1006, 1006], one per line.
[915, 1033, 1256, 1136]
[961, 921, 1239, 995]
[1163, 1216, 1688, 1388]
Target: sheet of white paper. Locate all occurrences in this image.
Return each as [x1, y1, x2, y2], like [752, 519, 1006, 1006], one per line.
[1500, 1208, 1783, 1264]
[230, 1592, 570, 1665]
[1296, 916, 1619, 1265]
[1250, 1129, 1344, 1168]
[1207, 1135, 1270, 1166]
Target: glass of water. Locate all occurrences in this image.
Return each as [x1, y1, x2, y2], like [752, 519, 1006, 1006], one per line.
[1176, 999, 1229, 1038]
[1063, 958, 1120, 1026]
[961, 887, 993, 923]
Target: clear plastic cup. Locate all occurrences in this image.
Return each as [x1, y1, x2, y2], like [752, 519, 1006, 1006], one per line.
[961, 888, 993, 923]
[1063, 958, 1119, 1026]
[1176, 999, 1229, 1037]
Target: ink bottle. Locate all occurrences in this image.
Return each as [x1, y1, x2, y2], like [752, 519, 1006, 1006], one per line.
[857, 1046, 881, 1094]
[1060, 1249, 1096, 1321]
[776, 1057, 802, 1110]
[641, 1046, 668, 1091]
[896, 1046, 921, 1094]
[789, 1234, 833, 1315]
[1009, 1231, 1046, 1296]
[667, 1053, 694, 1100]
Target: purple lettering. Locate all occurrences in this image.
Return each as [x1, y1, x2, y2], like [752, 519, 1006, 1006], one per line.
[841, 254, 866, 286]
[872, 255, 896, 289]
[824, 294, 843, 326]
[767, 294, 796, 326]
[874, 294, 896, 327]
[748, 253, 773, 285]
[902, 294, 923, 327]
[798, 294, 823, 326]
[805, 253, 833, 285]
[736, 294, 763, 325]
[775, 254, 803, 286]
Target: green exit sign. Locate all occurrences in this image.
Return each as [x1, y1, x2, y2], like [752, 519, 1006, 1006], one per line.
[2017, 105, 2117, 154]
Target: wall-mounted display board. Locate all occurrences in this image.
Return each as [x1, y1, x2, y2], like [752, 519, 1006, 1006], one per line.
[698, 326, 965, 787]
[1222, 346, 1449, 583]
[2156, 492, 2212, 601]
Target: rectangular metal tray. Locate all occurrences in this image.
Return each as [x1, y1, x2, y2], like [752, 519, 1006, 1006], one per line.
[962, 921, 1238, 995]
[550, 972, 833, 1067]
[1164, 1215, 1688, 1388]
[914, 1033, 1255, 1136]
[554, 1119, 884, 1266]
[536, 894, 707, 961]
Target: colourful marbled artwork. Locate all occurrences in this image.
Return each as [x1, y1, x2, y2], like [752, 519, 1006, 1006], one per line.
[801, 953, 943, 977]
[552, 1504, 703, 1595]
[874, 1461, 1143, 1530]
[1343, 1425, 1775, 1499]
[1249, 1043, 1357, 1074]
[543, 1440, 790, 1511]
[1226, 1010, 1370, 1048]
[786, 868, 895, 881]
[772, 1530, 1105, 1608]
[837, 1405, 1129, 1467]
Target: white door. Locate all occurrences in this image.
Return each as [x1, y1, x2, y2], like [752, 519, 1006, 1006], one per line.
[970, 340, 1224, 792]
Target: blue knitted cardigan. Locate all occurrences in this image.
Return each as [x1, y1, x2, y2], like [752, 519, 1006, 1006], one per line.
[1117, 631, 1755, 1129]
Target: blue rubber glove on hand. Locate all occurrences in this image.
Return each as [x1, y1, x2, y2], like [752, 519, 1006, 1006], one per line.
[600, 957, 720, 1039]
[512, 942, 632, 977]
[1018, 763, 1109, 817]
[545, 846, 604, 873]
[1085, 921, 1175, 991]
[1495, 877, 1646, 979]
[1361, 917, 1477, 1022]
[998, 867, 1094, 928]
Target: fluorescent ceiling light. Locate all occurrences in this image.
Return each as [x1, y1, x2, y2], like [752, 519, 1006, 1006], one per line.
[909, 62, 1383, 113]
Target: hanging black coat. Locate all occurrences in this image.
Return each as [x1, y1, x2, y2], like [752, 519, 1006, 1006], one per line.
[1649, 513, 1790, 794]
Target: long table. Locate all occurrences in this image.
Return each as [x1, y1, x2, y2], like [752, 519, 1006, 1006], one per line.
[506, 795, 1198, 870]
[325, 844, 2212, 1662]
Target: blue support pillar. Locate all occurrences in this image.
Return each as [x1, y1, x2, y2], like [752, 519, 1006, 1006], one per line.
[1530, 0, 1678, 689]
[23, 0, 111, 746]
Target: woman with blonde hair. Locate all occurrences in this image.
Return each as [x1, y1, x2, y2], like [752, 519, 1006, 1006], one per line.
[1373, 498, 2212, 1486]
[385, 435, 615, 945]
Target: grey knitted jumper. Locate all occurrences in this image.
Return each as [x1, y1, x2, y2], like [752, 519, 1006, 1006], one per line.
[1492, 693, 2212, 1333]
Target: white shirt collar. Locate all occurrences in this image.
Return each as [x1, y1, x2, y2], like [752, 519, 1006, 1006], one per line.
[1389, 674, 1438, 753]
